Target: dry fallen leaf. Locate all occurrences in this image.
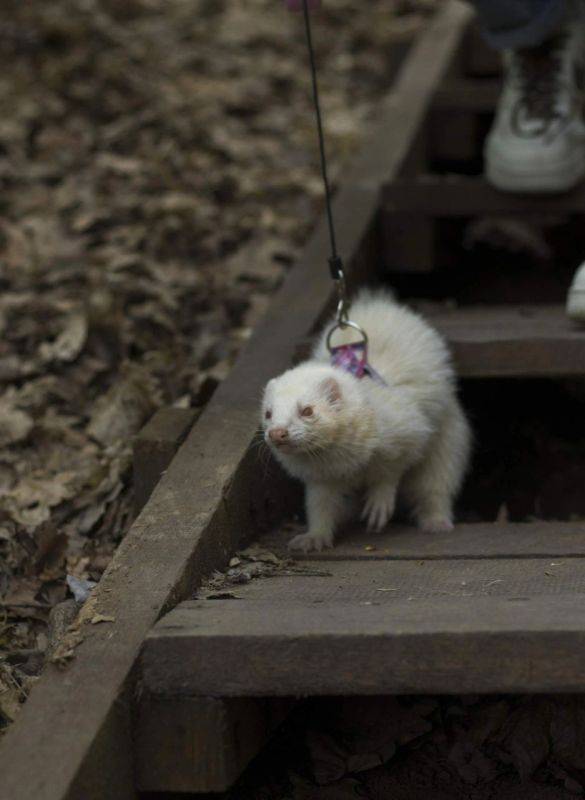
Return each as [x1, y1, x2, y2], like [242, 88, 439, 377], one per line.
[0, 401, 33, 448]
[90, 613, 115, 625]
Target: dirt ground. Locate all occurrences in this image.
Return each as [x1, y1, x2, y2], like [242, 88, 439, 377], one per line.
[140, 694, 585, 799]
[205, 694, 585, 800]
[0, 0, 438, 733]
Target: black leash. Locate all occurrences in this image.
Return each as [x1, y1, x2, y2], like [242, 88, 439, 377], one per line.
[301, 0, 343, 284]
[300, 0, 371, 354]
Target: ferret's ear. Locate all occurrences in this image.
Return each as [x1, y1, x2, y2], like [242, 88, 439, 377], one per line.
[319, 376, 342, 404]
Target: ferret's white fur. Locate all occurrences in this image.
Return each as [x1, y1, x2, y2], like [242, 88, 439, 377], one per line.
[261, 289, 471, 552]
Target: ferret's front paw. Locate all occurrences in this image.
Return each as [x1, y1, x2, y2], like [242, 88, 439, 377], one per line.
[418, 515, 454, 534]
[362, 489, 395, 532]
[288, 531, 333, 554]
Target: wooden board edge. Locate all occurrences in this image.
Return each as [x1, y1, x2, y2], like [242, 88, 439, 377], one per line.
[262, 520, 585, 561]
[133, 406, 199, 515]
[134, 696, 294, 793]
[142, 596, 585, 697]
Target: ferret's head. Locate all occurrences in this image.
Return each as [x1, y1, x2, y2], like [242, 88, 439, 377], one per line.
[261, 363, 356, 457]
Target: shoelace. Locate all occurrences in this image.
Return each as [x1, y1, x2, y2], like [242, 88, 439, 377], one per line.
[510, 33, 582, 140]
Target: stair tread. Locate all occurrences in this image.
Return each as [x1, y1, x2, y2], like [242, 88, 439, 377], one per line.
[143, 520, 585, 696]
[423, 303, 585, 377]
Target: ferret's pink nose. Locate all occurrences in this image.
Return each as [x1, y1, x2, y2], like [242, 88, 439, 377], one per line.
[268, 427, 289, 444]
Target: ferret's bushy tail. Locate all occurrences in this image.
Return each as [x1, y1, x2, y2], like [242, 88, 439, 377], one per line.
[350, 286, 397, 309]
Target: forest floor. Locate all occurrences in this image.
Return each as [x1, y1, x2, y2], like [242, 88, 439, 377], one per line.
[0, 0, 436, 732]
[219, 694, 585, 800]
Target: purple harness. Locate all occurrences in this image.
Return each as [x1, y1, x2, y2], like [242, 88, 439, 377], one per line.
[330, 342, 387, 387]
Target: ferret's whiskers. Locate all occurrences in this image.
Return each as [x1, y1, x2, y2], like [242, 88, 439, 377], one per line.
[249, 433, 274, 479]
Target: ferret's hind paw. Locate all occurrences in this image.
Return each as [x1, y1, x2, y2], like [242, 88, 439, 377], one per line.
[288, 531, 333, 554]
[419, 515, 454, 534]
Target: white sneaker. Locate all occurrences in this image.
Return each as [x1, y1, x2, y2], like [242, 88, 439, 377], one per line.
[485, 24, 585, 193]
[567, 261, 585, 320]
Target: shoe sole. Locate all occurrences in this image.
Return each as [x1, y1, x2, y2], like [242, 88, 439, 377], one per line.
[567, 264, 585, 322]
[485, 148, 585, 194]
[567, 289, 585, 321]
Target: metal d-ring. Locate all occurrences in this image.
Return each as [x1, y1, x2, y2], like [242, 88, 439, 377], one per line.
[326, 318, 369, 353]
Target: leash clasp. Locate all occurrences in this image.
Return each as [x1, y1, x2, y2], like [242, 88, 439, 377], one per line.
[326, 265, 368, 352]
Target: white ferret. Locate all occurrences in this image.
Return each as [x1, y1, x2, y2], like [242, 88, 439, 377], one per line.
[261, 289, 471, 553]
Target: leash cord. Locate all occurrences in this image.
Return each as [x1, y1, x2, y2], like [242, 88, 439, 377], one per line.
[301, 0, 345, 293]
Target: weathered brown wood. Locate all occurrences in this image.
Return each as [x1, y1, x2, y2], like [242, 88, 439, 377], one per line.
[429, 304, 585, 378]
[263, 520, 585, 561]
[461, 23, 501, 77]
[383, 175, 585, 216]
[384, 212, 435, 273]
[133, 406, 199, 515]
[434, 78, 500, 112]
[143, 558, 585, 697]
[0, 5, 472, 799]
[134, 696, 292, 793]
[429, 108, 481, 164]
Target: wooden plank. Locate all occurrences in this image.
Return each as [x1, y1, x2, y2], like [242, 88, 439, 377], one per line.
[0, 5, 472, 799]
[133, 406, 199, 515]
[263, 520, 585, 561]
[434, 78, 499, 112]
[186, 558, 585, 602]
[383, 175, 585, 216]
[134, 697, 292, 793]
[143, 559, 585, 696]
[429, 108, 481, 163]
[384, 212, 435, 273]
[429, 304, 585, 378]
[461, 23, 501, 78]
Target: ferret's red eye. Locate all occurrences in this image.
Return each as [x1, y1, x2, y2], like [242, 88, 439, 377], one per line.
[265, 410, 272, 420]
[300, 405, 313, 418]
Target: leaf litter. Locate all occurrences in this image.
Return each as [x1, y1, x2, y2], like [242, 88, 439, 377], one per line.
[219, 696, 585, 799]
[0, 0, 435, 731]
[202, 544, 331, 593]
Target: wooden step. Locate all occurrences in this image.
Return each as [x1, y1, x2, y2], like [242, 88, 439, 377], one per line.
[142, 521, 585, 698]
[433, 78, 499, 112]
[383, 175, 585, 216]
[428, 304, 585, 378]
[382, 175, 585, 273]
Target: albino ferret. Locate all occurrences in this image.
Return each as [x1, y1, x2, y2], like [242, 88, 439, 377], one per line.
[261, 289, 471, 553]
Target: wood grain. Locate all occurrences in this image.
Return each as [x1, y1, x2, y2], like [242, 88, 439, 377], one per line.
[134, 697, 292, 793]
